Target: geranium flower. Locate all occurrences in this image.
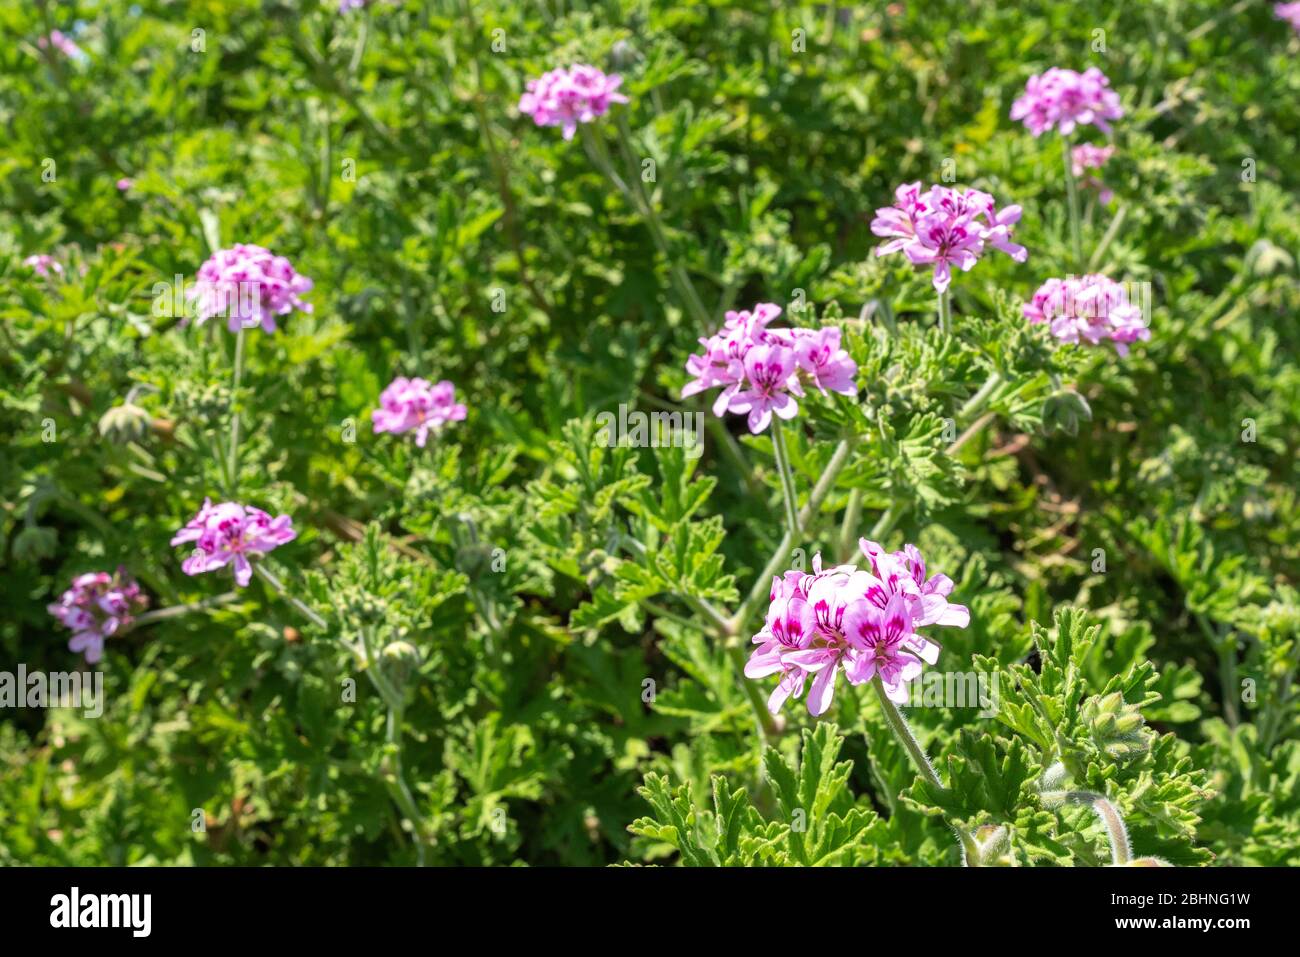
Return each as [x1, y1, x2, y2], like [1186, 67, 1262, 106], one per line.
[187, 243, 314, 333]
[371, 377, 467, 446]
[1277, 3, 1300, 33]
[681, 302, 858, 434]
[171, 499, 297, 587]
[518, 64, 628, 140]
[1023, 274, 1150, 356]
[47, 569, 148, 664]
[1011, 67, 1124, 137]
[747, 546, 967, 716]
[872, 184, 1026, 292]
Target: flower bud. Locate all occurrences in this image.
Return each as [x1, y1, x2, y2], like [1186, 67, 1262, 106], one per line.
[1081, 692, 1152, 762]
[99, 402, 154, 443]
[381, 640, 420, 688]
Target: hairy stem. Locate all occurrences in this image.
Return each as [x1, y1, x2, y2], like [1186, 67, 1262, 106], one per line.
[871, 677, 982, 865]
[1041, 790, 1132, 866]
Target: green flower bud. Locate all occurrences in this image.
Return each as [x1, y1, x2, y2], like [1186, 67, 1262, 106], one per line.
[380, 640, 420, 688]
[99, 402, 154, 444]
[1081, 692, 1152, 762]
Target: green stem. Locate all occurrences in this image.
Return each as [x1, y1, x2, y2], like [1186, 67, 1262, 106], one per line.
[1062, 133, 1084, 271]
[867, 501, 902, 542]
[348, 8, 370, 76]
[769, 418, 801, 539]
[383, 704, 431, 866]
[730, 645, 779, 742]
[728, 438, 854, 634]
[227, 325, 246, 492]
[131, 592, 239, 628]
[838, 488, 864, 562]
[936, 288, 951, 336]
[252, 563, 329, 631]
[1087, 203, 1127, 272]
[872, 676, 982, 865]
[959, 370, 1003, 421]
[608, 115, 712, 329]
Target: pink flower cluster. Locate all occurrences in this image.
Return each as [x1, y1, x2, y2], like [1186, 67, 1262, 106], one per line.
[1277, 3, 1300, 33]
[171, 499, 297, 587]
[47, 569, 148, 664]
[1023, 274, 1150, 356]
[372, 377, 467, 446]
[518, 65, 628, 140]
[1011, 67, 1124, 137]
[871, 183, 1027, 293]
[747, 541, 969, 716]
[681, 302, 858, 434]
[1071, 143, 1116, 204]
[23, 254, 63, 279]
[38, 30, 84, 60]
[187, 244, 314, 333]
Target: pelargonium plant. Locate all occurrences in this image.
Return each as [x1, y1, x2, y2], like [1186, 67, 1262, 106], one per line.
[680, 302, 857, 434]
[871, 183, 1026, 331]
[372, 377, 468, 446]
[187, 243, 314, 333]
[1024, 274, 1150, 356]
[47, 569, 149, 664]
[171, 499, 297, 587]
[746, 541, 968, 716]
[518, 64, 628, 140]
[1012, 67, 1124, 269]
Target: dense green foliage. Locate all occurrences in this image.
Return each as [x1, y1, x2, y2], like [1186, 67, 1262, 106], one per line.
[2, 0, 1298, 866]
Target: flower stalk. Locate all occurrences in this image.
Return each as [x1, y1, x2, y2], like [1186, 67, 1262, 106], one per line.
[871, 676, 982, 865]
[769, 418, 801, 539]
[1062, 133, 1084, 270]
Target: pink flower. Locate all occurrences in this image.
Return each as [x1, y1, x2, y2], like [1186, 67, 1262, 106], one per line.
[23, 254, 63, 279]
[38, 30, 84, 61]
[518, 64, 628, 140]
[187, 243, 313, 333]
[371, 377, 467, 446]
[1277, 3, 1300, 32]
[1071, 143, 1116, 204]
[747, 546, 966, 716]
[171, 499, 297, 587]
[681, 302, 858, 434]
[116, 177, 134, 192]
[1011, 67, 1124, 138]
[1023, 274, 1150, 356]
[872, 184, 1027, 293]
[727, 343, 802, 434]
[47, 569, 148, 664]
